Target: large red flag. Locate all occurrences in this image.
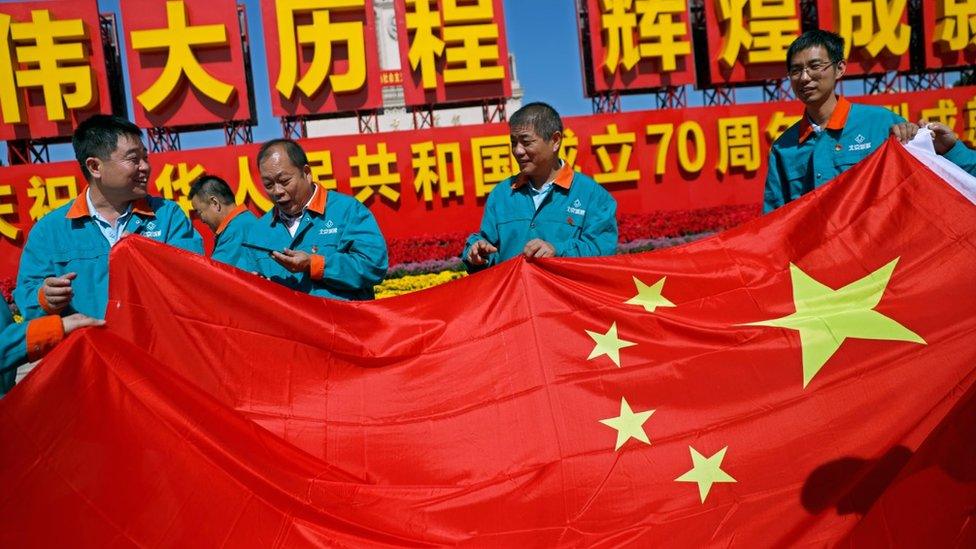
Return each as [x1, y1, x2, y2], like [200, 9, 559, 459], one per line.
[1, 139, 974, 546]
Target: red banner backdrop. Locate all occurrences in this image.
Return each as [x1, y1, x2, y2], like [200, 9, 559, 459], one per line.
[923, 0, 976, 70]
[393, 0, 512, 106]
[2, 85, 976, 280]
[262, 0, 383, 116]
[120, 0, 251, 128]
[0, 0, 111, 141]
[0, 140, 974, 545]
[580, 0, 696, 93]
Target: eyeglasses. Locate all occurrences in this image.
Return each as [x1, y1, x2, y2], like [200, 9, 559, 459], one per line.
[787, 61, 836, 80]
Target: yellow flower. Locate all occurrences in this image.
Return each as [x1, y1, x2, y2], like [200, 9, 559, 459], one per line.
[374, 271, 466, 298]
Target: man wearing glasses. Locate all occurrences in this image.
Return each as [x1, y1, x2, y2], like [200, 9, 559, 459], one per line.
[763, 30, 906, 213]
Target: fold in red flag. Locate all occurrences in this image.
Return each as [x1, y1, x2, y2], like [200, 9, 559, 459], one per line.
[1, 139, 975, 546]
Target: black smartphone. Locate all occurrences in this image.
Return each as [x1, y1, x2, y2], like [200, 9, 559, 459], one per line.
[241, 242, 278, 254]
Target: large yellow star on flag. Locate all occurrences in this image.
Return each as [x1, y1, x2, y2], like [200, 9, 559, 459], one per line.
[599, 397, 654, 451]
[586, 322, 636, 367]
[675, 446, 736, 503]
[624, 276, 675, 313]
[743, 258, 925, 388]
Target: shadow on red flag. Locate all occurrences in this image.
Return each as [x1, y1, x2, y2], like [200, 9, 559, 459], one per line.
[1, 139, 975, 546]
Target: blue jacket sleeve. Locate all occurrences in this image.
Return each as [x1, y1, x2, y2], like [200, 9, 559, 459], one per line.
[14, 221, 57, 321]
[320, 202, 388, 292]
[461, 191, 501, 273]
[211, 223, 248, 267]
[944, 141, 976, 177]
[552, 188, 618, 258]
[0, 305, 27, 393]
[763, 148, 787, 214]
[163, 206, 203, 254]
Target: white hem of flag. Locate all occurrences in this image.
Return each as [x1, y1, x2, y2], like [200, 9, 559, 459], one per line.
[903, 129, 976, 205]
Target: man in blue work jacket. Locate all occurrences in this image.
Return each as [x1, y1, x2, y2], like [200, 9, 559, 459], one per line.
[236, 139, 388, 300]
[14, 115, 202, 320]
[1, 308, 102, 395]
[463, 102, 618, 272]
[763, 30, 906, 213]
[188, 174, 258, 267]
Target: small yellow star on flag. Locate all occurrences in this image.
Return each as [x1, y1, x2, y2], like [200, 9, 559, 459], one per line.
[599, 397, 654, 451]
[586, 322, 636, 367]
[742, 258, 925, 388]
[675, 446, 736, 503]
[624, 276, 675, 313]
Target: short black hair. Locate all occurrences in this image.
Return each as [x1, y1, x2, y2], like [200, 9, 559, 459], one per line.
[509, 102, 563, 140]
[257, 138, 308, 169]
[786, 30, 845, 69]
[188, 174, 235, 205]
[72, 114, 143, 181]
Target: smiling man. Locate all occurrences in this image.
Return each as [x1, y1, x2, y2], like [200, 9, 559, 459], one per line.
[14, 115, 202, 320]
[236, 138, 388, 300]
[763, 30, 906, 213]
[462, 102, 618, 272]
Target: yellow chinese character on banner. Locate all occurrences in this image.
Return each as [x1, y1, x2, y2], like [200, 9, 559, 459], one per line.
[601, 0, 640, 72]
[275, 0, 367, 99]
[717, 0, 800, 68]
[920, 98, 958, 128]
[307, 150, 338, 190]
[591, 123, 639, 184]
[0, 183, 20, 240]
[559, 128, 581, 170]
[405, 0, 445, 89]
[439, 0, 505, 84]
[129, 0, 235, 112]
[717, 116, 760, 173]
[765, 111, 801, 142]
[234, 156, 273, 212]
[883, 102, 909, 119]
[836, 0, 910, 57]
[965, 95, 976, 146]
[3, 10, 96, 123]
[156, 162, 205, 215]
[471, 134, 516, 197]
[349, 143, 401, 203]
[27, 174, 78, 221]
[411, 141, 463, 203]
[636, 0, 691, 71]
[934, 0, 976, 51]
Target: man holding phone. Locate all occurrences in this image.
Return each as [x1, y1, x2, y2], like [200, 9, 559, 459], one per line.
[236, 139, 388, 300]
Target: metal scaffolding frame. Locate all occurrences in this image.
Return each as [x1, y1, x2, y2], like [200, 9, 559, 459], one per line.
[703, 86, 735, 106]
[481, 99, 507, 123]
[591, 91, 621, 114]
[762, 78, 794, 102]
[412, 105, 435, 129]
[146, 127, 181, 152]
[6, 140, 50, 165]
[653, 86, 687, 109]
[281, 116, 307, 139]
[357, 111, 380, 133]
[223, 121, 253, 145]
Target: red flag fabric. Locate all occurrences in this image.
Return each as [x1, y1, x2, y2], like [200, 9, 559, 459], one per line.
[1, 139, 975, 546]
